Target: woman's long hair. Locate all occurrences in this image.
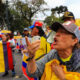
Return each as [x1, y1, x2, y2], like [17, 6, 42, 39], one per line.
[36, 26, 46, 38]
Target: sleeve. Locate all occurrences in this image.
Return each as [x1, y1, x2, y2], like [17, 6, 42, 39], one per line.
[73, 61, 80, 73]
[73, 49, 80, 73]
[74, 63, 80, 73]
[26, 50, 57, 78]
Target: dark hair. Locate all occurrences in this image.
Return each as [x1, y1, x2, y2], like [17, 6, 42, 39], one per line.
[7, 33, 14, 39]
[36, 26, 46, 37]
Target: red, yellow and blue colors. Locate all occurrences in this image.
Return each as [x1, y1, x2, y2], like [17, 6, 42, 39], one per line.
[0, 41, 14, 73]
[22, 54, 38, 80]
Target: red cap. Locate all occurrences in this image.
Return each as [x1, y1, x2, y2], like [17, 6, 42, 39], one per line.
[34, 21, 43, 27]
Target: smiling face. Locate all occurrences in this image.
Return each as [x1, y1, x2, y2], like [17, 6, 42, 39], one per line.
[53, 28, 78, 51]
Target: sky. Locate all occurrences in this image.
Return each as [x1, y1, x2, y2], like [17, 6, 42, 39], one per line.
[3, 0, 80, 20]
[35, 0, 80, 20]
[46, 0, 80, 18]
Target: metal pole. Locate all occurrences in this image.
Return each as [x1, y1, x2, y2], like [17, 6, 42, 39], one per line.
[6, 0, 9, 30]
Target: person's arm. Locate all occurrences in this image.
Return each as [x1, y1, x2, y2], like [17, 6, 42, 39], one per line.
[26, 50, 56, 77]
[25, 36, 40, 76]
[27, 58, 37, 74]
[25, 36, 56, 77]
[72, 49, 80, 73]
[73, 62, 80, 73]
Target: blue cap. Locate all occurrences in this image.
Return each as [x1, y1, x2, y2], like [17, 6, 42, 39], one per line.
[29, 21, 43, 29]
[29, 25, 35, 29]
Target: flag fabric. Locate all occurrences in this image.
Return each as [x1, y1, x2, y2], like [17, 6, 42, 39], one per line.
[41, 59, 80, 80]
[22, 54, 38, 80]
[0, 41, 14, 73]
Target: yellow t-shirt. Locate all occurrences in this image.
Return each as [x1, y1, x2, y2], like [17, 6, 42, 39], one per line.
[34, 36, 51, 59]
[60, 54, 72, 62]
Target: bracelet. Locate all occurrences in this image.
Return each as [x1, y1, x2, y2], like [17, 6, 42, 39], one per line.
[26, 56, 34, 61]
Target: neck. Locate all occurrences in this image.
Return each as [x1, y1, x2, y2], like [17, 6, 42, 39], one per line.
[58, 48, 73, 59]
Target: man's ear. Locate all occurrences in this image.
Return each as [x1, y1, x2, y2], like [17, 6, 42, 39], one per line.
[72, 38, 78, 46]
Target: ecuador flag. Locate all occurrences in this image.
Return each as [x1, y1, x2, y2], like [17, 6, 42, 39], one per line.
[0, 41, 14, 73]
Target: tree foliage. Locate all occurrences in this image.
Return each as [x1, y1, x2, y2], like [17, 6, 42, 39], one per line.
[0, 0, 47, 32]
[51, 5, 68, 17]
[0, 2, 6, 26]
[44, 5, 68, 26]
[9, 0, 46, 32]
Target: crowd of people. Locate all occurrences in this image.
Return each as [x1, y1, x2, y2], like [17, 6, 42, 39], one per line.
[0, 11, 80, 80]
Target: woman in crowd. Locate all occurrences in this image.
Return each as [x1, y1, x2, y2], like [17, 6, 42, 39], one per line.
[7, 33, 16, 77]
[1, 34, 15, 77]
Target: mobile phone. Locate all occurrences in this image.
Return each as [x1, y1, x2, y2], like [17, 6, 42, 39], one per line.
[31, 36, 40, 43]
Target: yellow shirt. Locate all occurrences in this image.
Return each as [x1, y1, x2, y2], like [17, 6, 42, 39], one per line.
[60, 54, 72, 62]
[35, 36, 51, 59]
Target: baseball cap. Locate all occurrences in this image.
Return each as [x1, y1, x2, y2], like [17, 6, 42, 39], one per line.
[62, 11, 75, 20]
[29, 21, 43, 29]
[50, 21, 80, 42]
[24, 28, 28, 31]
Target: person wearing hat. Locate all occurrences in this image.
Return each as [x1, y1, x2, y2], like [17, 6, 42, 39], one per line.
[23, 21, 51, 60]
[22, 28, 31, 37]
[62, 11, 80, 28]
[29, 21, 50, 58]
[62, 11, 75, 23]
[26, 21, 80, 80]
[29, 21, 46, 37]
[22, 21, 51, 79]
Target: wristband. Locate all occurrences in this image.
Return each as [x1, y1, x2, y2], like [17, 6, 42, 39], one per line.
[26, 56, 34, 61]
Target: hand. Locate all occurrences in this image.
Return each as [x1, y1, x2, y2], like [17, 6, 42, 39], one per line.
[25, 36, 40, 58]
[51, 62, 65, 80]
[10, 43, 13, 46]
[22, 49, 28, 53]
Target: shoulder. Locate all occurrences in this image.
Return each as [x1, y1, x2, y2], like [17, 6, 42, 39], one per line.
[73, 49, 80, 62]
[41, 36, 46, 40]
[40, 37, 46, 44]
[45, 49, 58, 61]
[72, 49, 80, 70]
[73, 49, 80, 57]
